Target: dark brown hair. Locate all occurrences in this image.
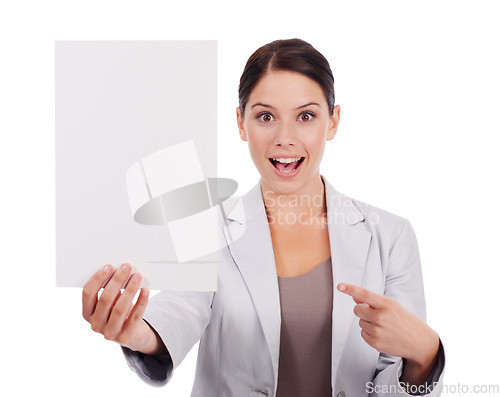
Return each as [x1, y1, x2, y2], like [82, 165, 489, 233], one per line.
[238, 38, 335, 117]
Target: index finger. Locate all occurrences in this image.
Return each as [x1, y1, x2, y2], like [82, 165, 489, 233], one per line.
[337, 283, 385, 309]
[82, 264, 114, 320]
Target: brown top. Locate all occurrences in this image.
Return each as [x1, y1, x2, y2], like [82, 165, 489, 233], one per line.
[276, 257, 333, 397]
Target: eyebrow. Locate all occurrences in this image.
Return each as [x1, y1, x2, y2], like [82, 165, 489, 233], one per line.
[250, 102, 321, 110]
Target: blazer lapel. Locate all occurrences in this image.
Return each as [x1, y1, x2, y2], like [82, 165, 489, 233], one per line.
[223, 176, 372, 388]
[223, 181, 282, 381]
[323, 176, 372, 389]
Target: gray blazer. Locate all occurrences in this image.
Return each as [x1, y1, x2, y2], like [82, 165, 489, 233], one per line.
[123, 175, 445, 397]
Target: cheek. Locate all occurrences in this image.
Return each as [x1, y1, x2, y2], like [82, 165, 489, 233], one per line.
[246, 128, 271, 153]
[306, 133, 327, 156]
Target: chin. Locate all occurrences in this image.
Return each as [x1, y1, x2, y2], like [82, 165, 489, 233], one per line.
[261, 175, 307, 196]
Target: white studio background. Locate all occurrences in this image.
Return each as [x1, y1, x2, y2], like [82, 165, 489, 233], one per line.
[1, 1, 499, 396]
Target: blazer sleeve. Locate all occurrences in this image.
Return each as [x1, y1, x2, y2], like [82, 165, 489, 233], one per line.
[122, 289, 214, 386]
[369, 219, 445, 396]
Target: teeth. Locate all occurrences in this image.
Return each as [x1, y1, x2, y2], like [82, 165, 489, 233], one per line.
[270, 157, 303, 173]
[272, 157, 302, 163]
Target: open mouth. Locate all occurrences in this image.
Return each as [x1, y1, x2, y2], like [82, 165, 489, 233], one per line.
[269, 157, 305, 173]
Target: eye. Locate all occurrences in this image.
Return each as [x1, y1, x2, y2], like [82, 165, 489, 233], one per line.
[299, 111, 316, 122]
[256, 112, 275, 123]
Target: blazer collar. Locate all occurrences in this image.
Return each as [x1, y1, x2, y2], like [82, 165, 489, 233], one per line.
[223, 175, 372, 390]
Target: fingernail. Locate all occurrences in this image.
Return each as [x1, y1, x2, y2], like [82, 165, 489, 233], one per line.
[104, 265, 113, 274]
[131, 273, 141, 283]
[141, 288, 149, 297]
[338, 283, 346, 291]
[121, 263, 130, 272]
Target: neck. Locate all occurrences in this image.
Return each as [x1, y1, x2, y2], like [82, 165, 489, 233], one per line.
[260, 173, 327, 219]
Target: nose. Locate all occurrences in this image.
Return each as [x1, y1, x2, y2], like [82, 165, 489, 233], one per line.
[273, 120, 297, 147]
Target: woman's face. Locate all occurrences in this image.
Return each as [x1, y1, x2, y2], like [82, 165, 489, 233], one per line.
[236, 70, 340, 196]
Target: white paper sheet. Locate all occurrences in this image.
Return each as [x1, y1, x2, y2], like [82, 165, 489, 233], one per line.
[55, 41, 225, 290]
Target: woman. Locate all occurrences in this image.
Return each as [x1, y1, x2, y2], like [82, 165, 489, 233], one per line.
[82, 39, 445, 396]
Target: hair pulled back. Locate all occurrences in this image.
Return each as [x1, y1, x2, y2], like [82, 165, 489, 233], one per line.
[238, 38, 335, 117]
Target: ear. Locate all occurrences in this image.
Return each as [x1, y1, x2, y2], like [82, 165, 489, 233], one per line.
[327, 104, 341, 141]
[236, 106, 247, 141]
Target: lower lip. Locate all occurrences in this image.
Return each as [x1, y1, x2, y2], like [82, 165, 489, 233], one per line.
[269, 158, 305, 179]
